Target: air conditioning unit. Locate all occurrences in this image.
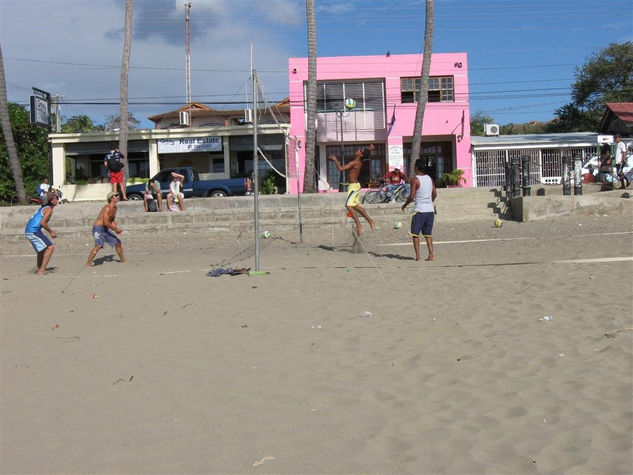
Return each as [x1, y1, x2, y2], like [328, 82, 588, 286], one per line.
[179, 111, 190, 126]
[244, 108, 253, 123]
[484, 123, 499, 136]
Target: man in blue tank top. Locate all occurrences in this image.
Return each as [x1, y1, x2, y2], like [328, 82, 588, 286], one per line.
[401, 158, 437, 261]
[24, 191, 58, 275]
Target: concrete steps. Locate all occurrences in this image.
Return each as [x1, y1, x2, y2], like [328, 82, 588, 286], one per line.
[2, 184, 623, 239]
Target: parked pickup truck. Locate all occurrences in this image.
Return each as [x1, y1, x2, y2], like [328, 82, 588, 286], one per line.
[126, 167, 252, 200]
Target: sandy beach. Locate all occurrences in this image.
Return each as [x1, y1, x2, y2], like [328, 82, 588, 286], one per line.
[1, 214, 632, 474]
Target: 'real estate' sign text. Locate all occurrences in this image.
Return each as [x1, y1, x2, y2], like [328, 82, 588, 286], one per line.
[158, 137, 222, 154]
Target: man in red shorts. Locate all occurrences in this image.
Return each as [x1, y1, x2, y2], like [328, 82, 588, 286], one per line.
[104, 148, 128, 200]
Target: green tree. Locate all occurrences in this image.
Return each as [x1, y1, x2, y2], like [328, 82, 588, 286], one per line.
[0, 42, 27, 203]
[104, 112, 139, 132]
[470, 111, 495, 136]
[0, 103, 50, 202]
[548, 41, 633, 132]
[61, 115, 104, 133]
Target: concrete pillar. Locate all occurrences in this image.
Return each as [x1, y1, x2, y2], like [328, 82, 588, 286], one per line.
[148, 139, 160, 176]
[223, 136, 230, 178]
[51, 142, 66, 189]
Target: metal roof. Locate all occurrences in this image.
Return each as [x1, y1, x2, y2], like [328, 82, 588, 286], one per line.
[471, 132, 598, 148]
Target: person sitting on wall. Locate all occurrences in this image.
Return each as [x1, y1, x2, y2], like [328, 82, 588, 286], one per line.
[36, 177, 51, 201]
[143, 178, 163, 212]
[167, 172, 185, 211]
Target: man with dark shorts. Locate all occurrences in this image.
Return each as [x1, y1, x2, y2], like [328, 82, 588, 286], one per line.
[25, 191, 58, 275]
[327, 144, 376, 236]
[402, 158, 437, 261]
[144, 178, 163, 212]
[86, 191, 127, 266]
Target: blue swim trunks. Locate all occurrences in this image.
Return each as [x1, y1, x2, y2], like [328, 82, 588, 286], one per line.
[25, 230, 52, 253]
[92, 225, 120, 247]
[410, 212, 434, 237]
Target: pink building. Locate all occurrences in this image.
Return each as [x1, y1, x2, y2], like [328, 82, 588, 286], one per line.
[288, 53, 472, 193]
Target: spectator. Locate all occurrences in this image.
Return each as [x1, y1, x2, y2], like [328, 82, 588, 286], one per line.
[614, 134, 630, 189]
[597, 143, 613, 183]
[144, 178, 163, 212]
[383, 167, 408, 202]
[104, 148, 128, 200]
[36, 177, 51, 201]
[167, 172, 185, 211]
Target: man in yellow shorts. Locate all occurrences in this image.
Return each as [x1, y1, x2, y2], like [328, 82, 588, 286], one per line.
[328, 145, 376, 236]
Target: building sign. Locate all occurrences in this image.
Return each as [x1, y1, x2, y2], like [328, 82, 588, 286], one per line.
[30, 87, 51, 129]
[388, 144, 404, 169]
[157, 137, 222, 154]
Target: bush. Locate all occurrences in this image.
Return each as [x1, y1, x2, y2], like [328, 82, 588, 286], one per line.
[261, 174, 276, 194]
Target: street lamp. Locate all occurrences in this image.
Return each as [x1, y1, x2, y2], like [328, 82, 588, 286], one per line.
[335, 98, 356, 192]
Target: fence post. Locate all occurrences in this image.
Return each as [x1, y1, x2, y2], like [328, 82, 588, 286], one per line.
[504, 159, 513, 197]
[573, 154, 583, 195]
[562, 156, 571, 195]
[511, 156, 521, 198]
[521, 155, 531, 197]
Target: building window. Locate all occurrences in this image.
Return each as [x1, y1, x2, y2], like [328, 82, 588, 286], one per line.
[308, 80, 385, 114]
[325, 143, 385, 189]
[401, 76, 454, 103]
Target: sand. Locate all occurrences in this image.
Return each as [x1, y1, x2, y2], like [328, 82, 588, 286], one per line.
[1, 214, 632, 474]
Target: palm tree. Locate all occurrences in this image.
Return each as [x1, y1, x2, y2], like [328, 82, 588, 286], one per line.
[408, 0, 434, 179]
[118, 0, 133, 175]
[0, 42, 27, 204]
[303, 0, 317, 193]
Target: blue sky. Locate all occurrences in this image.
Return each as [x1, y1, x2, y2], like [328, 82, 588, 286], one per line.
[1, 0, 631, 129]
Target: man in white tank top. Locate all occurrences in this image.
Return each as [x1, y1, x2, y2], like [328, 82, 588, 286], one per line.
[401, 158, 436, 261]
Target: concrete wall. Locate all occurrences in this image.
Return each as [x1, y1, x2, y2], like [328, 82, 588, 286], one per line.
[511, 191, 632, 221]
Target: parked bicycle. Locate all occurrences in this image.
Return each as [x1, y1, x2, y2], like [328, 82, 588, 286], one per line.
[362, 180, 409, 204]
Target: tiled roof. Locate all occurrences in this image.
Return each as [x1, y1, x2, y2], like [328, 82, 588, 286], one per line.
[605, 102, 633, 123]
[148, 99, 290, 122]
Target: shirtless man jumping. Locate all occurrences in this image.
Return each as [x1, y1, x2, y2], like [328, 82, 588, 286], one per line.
[328, 144, 376, 236]
[86, 191, 127, 266]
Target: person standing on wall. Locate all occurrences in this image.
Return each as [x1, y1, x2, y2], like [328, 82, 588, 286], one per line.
[104, 148, 128, 200]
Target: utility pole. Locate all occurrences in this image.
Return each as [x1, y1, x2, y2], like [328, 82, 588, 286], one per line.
[253, 69, 260, 271]
[53, 93, 63, 133]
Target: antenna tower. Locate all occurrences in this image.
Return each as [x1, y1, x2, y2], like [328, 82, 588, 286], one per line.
[185, 2, 192, 107]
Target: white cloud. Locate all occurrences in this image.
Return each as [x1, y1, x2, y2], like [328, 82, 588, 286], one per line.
[0, 0, 297, 128]
[254, 0, 302, 26]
